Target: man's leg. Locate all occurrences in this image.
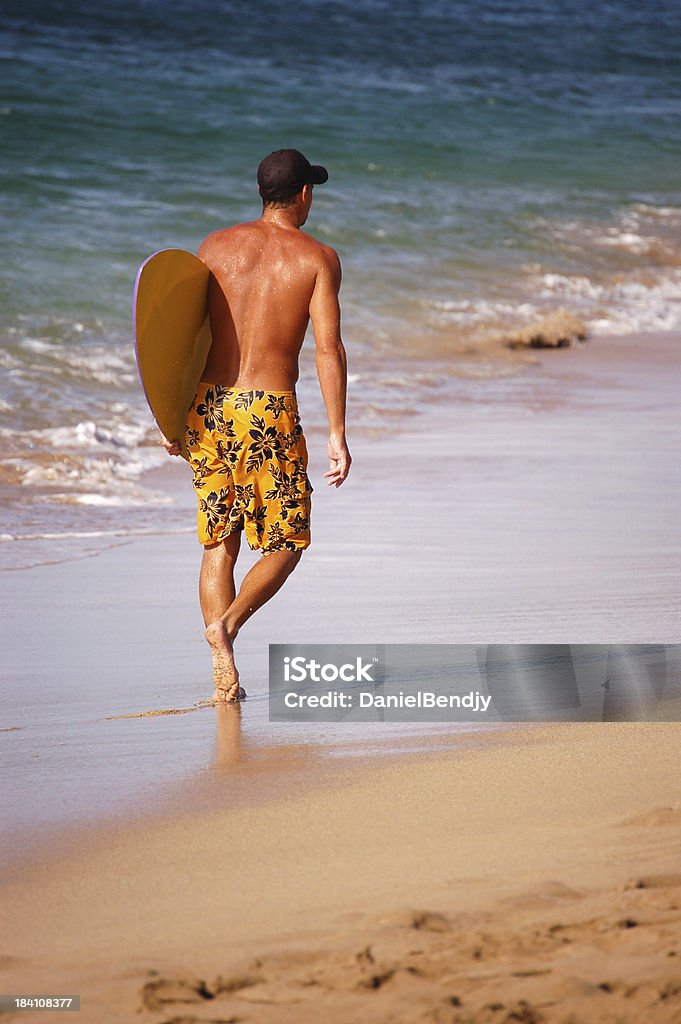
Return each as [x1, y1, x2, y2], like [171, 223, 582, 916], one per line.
[200, 531, 242, 702]
[199, 530, 241, 626]
[223, 548, 302, 638]
[205, 549, 302, 702]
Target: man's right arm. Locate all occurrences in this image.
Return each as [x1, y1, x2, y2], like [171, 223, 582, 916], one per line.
[309, 247, 351, 487]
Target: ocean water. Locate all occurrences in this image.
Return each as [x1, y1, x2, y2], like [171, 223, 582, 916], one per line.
[1, 0, 680, 564]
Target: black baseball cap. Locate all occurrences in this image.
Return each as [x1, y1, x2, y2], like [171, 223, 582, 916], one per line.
[257, 149, 329, 202]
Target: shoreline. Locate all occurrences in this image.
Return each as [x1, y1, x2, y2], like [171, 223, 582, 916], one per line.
[2, 327, 679, 848]
[0, 706, 517, 876]
[2, 327, 679, 574]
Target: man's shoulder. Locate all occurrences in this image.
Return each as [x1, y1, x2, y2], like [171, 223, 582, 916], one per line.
[301, 232, 341, 271]
[197, 222, 340, 278]
[197, 222, 257, 260]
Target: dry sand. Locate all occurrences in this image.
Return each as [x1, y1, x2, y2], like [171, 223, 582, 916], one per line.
[2, 723, 681, 1023]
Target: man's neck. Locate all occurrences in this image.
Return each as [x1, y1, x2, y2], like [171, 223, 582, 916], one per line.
[260, 206, 302, 230]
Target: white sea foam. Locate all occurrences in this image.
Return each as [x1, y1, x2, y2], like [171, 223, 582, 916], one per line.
[0, 525, 194, 544]
[536, 270, 681, 334]
[16, 334, 137, 386]
[423, 297, 541, 326]
[19, 338, 59, 354]
[29, 417, 151, 452]
[16, 445, 165, 486]
[629, 202, 679, 215]
[597, 231, 650, 253]
[417, 261, 681, 342]
[538, 274, 604, 299]
[72, 491, 172, 508]
[0, 317, 176, 537]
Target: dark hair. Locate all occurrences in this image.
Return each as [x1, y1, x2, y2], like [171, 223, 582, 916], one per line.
[261, 190, 301, 210]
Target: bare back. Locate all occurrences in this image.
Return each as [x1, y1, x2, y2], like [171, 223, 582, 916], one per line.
[198, 219, 335, 391]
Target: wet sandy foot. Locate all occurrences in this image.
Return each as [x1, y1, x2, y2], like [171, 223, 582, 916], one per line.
[211, 684, 247, 703]
[204, 620, 242, 702]
[194, 686, 247, 708]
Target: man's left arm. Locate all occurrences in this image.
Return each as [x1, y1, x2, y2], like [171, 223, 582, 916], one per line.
[309, 247, 351, 487]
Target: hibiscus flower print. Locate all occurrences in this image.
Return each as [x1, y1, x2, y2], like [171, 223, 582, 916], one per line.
[280, 498, 304, 522]
[234, 391, 254, 412]
[287, 510, 310, 533]
[286, 458, 312, 493]
[196, 388, 225, 432]
[185, 427, 200, 449]
[246, 415, 281, 472]
[190, 456, 211, 489]
[215, 438, 243, 469]
[276, 430, 295, 449]
[265, 394, 288, 419]
[246, 504, 268, 538]
[264, 464, 301, 502]
[233, 482, 255, 509]
[198, 488, 230, 539]
[267, 521, 286, 548]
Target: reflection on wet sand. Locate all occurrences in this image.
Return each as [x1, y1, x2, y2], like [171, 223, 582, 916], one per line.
[213, 701, 244, 769]
[197, 699, 343, 811]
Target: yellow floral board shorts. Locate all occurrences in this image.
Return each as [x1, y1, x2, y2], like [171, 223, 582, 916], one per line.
[184, 383, 313, 553]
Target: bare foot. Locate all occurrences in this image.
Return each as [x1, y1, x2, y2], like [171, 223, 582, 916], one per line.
[204, 621, 241, 702]
[194, 686, 246, 708]
[216, 685, 247, 702]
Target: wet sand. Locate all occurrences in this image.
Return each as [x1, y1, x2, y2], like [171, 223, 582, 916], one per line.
[2, 329, 680, 1020]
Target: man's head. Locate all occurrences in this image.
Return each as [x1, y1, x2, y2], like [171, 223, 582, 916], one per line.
[257, 149, 328, 213]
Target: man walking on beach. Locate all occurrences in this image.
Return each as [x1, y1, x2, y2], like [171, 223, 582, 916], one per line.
[163, 149, 351, 701]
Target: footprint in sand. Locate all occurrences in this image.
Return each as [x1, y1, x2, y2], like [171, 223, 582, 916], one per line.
[620, 805, 681, 827]
[140, 972, 262, 1015]
[627, 873, 681, 890]
[157, 1017, 241, 1023]
[500, 880, 585, 911]
[157, 1016, 242, 1023]
[104, 707, 202, 720]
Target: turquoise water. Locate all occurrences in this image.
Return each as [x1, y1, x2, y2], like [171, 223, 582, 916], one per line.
[1, 0, 680, 558]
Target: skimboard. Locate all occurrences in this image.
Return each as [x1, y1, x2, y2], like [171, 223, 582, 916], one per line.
[133, 248, 212, 459]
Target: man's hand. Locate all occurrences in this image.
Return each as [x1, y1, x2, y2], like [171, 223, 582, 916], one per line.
[324, 433, 351, 487]
[160, 431, 181, 457]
